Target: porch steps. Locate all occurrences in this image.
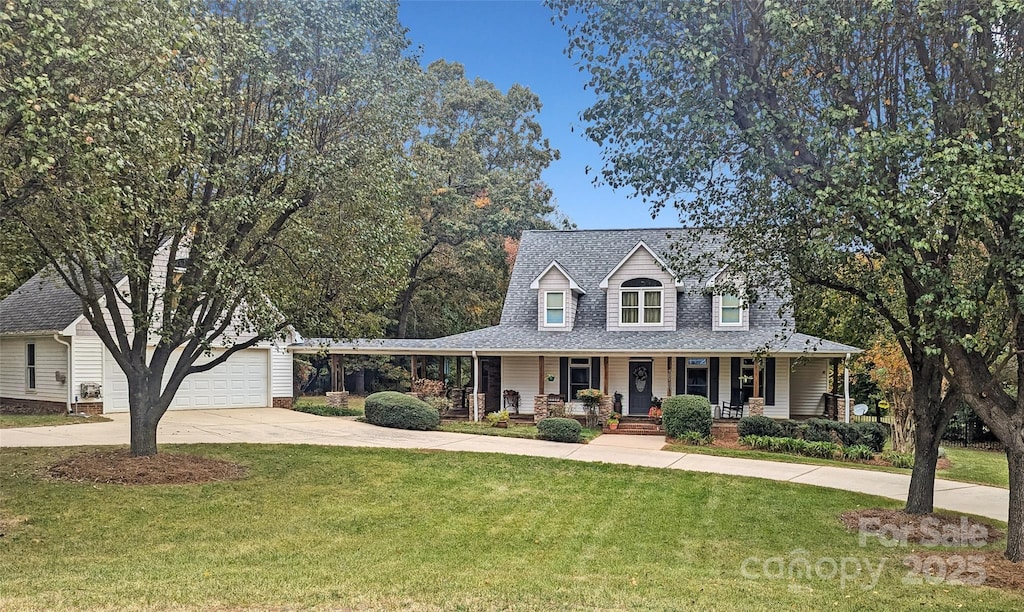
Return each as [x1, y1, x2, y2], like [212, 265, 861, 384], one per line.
[603, 418, 665, 436]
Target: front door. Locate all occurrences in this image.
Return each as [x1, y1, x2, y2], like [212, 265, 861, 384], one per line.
[628, 360, 653, 415]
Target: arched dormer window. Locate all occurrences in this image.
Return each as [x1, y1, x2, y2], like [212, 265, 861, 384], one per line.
[620, 278, 663, 324]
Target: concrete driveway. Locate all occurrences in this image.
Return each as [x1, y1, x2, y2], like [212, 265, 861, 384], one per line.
[0, 408, 1009, 522]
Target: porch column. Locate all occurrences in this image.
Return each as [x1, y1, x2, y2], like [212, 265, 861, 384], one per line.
[410, 356, 417, 383]
[538, 356, 545, 395]
[666, 357, 672, 396]
[456, 356, 463, 388]
[472, 351, 480, 422]
[752, 357, 760, 398]
[602, 356, 609, 395]
[844, 352, 851, 423]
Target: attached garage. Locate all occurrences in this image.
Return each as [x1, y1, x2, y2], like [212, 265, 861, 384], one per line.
[103, 348, 270, 413]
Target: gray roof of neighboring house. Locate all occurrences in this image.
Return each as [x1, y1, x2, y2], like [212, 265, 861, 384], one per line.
[0, 269, 85, 334]
[296, 228, 861, 356]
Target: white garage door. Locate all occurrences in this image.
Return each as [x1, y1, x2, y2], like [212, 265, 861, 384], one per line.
[103, 348, 269, 413]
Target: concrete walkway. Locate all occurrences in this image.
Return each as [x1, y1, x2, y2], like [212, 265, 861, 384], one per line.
[0, 408, 1009, 522]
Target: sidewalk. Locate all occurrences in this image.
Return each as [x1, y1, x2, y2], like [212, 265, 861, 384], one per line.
[0, 408, 1009, 522]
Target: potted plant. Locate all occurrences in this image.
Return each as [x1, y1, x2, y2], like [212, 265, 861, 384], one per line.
[648, 397, 663, 424]
[607, 413, 620, 431]
[485, 410, 511, 428]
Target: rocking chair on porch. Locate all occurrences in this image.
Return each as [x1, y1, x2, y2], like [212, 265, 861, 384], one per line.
[719, 388, 745, 420]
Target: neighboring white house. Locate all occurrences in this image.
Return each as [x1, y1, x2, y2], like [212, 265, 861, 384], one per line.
[0, 266, 294, 415]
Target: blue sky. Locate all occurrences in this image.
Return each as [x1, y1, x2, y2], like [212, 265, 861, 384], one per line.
[399, 0, 676, 229]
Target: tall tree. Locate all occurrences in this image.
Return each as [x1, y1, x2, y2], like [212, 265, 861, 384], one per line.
[393, 60, 561, 338]
[1, 0, 418, 456]
[552, 0, 1024, 559]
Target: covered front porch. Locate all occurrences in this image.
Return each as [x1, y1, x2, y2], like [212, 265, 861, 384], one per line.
[292, 341, 854, 425]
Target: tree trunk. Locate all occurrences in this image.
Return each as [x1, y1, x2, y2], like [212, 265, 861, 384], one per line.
[1007, 442, 1024, 562]
[128, 383, 160, 457]
[395, 283, 416, 339]
[904, 353, 955, 514]
[906, 417, 941, 514]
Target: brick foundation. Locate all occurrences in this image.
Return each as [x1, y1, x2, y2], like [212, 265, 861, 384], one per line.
[0, 397, 66, 415]
[748, 397, 765, 417]
[325, 392, 348, 410]
[72, 402, 104, 416]
[273, 396, 294, 409]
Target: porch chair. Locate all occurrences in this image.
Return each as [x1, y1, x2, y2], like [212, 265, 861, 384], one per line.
[719, 388, 745, 419]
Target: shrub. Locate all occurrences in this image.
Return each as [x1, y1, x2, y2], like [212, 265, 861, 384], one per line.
[537, 417, 582, 443]
[776, 419, 805, 439]
[423, 395, 453, 416]
[662, 395, 713, 438]
[853, 422, 889, 453]
[292, 400, 363, 417]
[737, 415, 782, 437]
[364, 391, 440, 430]
[882, 450, 915, 469]
[676, 431, 712, 446]
[844, 445, 875, 461]
[485, 410, 510, 425]
[802, 441, 842, 459]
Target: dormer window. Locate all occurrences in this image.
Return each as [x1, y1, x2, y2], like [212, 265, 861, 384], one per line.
[720, 294, 743, 326]
[545, 291, 565, 326]
[621, 278, 663, 325]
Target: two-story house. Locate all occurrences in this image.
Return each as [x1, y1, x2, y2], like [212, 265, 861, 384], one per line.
[297, 228, 860, 420]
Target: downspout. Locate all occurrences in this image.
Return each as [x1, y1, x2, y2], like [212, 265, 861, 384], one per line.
[844, 352, 851, 424]
[53, 334, 72, 414]
[472, 350, 479, 423]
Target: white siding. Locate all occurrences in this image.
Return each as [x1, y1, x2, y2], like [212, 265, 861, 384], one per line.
[606, 247, 676, 332]
[0, 336, 68, 403]
[71, 334, 104, 406]
[270, 339, 292, 398]
[501, 355, 543, 414]
[765, 357, 790, 418]
[790, 358, 829, 418]
[536, 268, 576, 331]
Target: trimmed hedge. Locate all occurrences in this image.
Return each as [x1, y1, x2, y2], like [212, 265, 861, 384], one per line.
[537, 417, 582, 443]
[737, 415, 782, 437]
[663, 394, 713, 438]
[364, 391, 440, 430]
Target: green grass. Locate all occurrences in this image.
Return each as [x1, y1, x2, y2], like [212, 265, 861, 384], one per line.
[665, 443, 1010, 488]
[0, 414, 111, 428]
[439, 421, 602, 442]
[942, 447, 1010, 488]
[0, 445, 1019, 610]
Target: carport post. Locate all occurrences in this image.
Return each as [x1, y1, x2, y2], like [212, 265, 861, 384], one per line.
[472, 351, 480, 422]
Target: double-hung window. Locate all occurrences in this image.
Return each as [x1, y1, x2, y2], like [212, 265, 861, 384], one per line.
[26, 342, 36, 391]
[720, 294, 742, 325]
[620, 278, 663, 325]
[545, 291, 565, 326]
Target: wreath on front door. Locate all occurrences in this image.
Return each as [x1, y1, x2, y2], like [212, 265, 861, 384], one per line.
[633, 366, 649, 393]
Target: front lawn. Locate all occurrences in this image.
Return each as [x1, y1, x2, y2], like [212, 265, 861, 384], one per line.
[0, 414, 111, 429]
[439, 421, 602, 442]
[0, 445, 1019, 610]
[664, 442, 1010, 489]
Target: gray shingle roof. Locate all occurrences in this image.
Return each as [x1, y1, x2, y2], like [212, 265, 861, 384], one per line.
[296, 228, 861, 356]
[0, 269, 85, 334]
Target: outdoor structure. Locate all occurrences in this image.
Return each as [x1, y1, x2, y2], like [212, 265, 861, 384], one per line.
[0, 262, 294, 416]
[295, 228, 860, 421]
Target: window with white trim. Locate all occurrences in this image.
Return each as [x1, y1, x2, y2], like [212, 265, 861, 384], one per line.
[545, 291, 565, 326]
[720, 294, 743, 325]
[26, 342, 36, 390]
[620, 278, 663, 325]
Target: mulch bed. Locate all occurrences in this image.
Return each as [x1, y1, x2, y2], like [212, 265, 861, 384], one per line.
[47, 449, 247, 485]
[840, 508, 1004, 545]
[842, 509, 1022, 591]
